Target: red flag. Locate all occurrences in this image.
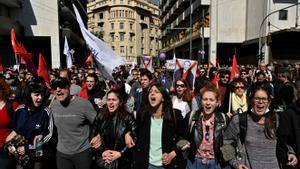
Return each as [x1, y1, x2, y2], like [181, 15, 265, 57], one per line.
[78, 83, 88, 99]
[84, 54, 94, 67]
[230, 54, 239, 81]
[11, 29, 33, 60]
[212, 73, 219, 89]
[0, 58, 4, 72]
[37, 53, 50, 83]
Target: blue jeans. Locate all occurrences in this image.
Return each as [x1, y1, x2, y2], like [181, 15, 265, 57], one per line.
[148, 164, 165, 169]
[187, 157, 221, 169]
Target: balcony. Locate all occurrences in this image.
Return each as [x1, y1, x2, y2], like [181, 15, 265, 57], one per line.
[0, 0, 21, 8]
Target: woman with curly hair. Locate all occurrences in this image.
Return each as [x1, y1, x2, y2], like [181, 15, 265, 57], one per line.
[0, 77, 20, 169]
[5, 79, 53, 169]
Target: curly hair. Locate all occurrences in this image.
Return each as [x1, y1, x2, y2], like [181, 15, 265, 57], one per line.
[0, 77, 12, 101]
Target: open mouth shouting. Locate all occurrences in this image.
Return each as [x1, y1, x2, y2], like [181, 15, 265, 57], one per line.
[148, 86, 163, 108]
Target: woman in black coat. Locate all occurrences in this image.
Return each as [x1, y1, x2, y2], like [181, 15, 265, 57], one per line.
[92, 88, 137, 169]
[132, 83, 188, 169]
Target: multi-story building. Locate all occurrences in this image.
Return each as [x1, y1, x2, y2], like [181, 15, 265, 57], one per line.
[210, 0, 300, 65]
[87, 0, 161, 63]
[160, 0, 210, 64]
[0, 0, 60, 68]
[161, 0, 300, 66]
[0, 0, 88, 68]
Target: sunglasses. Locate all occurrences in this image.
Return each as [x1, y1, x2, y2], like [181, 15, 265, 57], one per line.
[220, 76, 229, 79]
[176, 84, 185, 88]
[234, 86, 245, 90]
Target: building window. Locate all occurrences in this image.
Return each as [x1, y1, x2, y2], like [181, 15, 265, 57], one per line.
[279, 10, 288, 20]
[130, 23, 133, 30]
[120, 22, 124, 29]
[120, 46, 125, 53]
[130, 46, 133, 53]
[111, 23, 114, 29]
[120, 0, 124, 4]
[140, 14, 144, 20]
[99, 13, 103, 19]
[120, 33, 125, 41]
[112, 46, 115, 51]
[111, 33, 115, 42]
[129, 34, 133, 41]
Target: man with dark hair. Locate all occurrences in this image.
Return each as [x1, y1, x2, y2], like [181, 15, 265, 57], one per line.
[86, 73, 106, 112]
[132, 69, 152, 114]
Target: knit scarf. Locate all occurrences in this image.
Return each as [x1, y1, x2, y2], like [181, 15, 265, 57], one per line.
[232, 92, 248, 114]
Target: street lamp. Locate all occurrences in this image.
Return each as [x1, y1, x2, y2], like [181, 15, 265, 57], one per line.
[258, 2, 300, 64]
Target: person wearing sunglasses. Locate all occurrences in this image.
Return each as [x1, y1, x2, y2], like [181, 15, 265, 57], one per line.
[230, 78, 248, 116]
[223, 85, 281, 169]
[172, 79, 192, 118]
[218, 69, 231, 116]
[186, 82, 228, 169]
[50, 77, 101, 169]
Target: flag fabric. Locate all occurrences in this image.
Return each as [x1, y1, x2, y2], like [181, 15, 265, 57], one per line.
[84, 54, 94, 67]
[11, 29, 33, 60]
[0, 58, 4, 72]
[63, 36, 73, 68]
[140, 56, 153, 72]
[26, 59, 37, 74]
[212, 73, 219, 89]
[78, 83, 88, 99]
[230, 54, 239, 81]
[37, 53, 50, 83]
[72, 4, 125, 81]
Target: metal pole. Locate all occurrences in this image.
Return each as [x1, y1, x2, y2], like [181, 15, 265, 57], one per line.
[201, 9, 205, 64]
[189, 0, 192, 60]
[296, 0, 299, 27]
[258, 2, 300, 62]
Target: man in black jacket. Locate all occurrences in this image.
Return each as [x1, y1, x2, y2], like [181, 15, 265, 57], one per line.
[276, 78, 300, 168]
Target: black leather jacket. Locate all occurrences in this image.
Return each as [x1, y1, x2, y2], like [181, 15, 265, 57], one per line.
[187, 110, 227, 164]
[92, 111, 137, 169]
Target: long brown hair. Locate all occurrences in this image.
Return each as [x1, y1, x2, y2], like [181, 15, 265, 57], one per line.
[174, 78, 192, 102]
[101, 88, 128, 119]
[250, 86, 276, 139]
[0, 77, 12, 101]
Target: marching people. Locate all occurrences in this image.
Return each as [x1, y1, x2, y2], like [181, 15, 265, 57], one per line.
[186, 82, 228, 169]
[0, 77, 20, 169]
[5, 79, 53, 169]
[223, 85, 280, 169]
[50, 77, 100, 169]
[91, 87, 137, 169]
[133, 83, 188, 169]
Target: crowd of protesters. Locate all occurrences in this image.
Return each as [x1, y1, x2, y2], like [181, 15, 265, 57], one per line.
[0, 61, 300, 169]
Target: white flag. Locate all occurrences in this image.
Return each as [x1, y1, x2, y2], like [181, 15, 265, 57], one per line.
[72, 4, 125, 81]
[63, 36, 72, 68]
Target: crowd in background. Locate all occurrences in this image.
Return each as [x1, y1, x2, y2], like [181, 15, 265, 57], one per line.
[0, 61, 300, 169]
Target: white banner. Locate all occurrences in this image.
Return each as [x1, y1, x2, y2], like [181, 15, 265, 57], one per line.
[63, 36, 72, 68]
[72, 4, 125, 81]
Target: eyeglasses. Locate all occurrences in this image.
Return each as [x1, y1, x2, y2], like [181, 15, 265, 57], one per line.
[205, 125, 210, 142]
[132, 73, 139, 76]
[234, 86, 245, 90]
[176, 84, 185, 88]
[253, 97, 269, 103]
